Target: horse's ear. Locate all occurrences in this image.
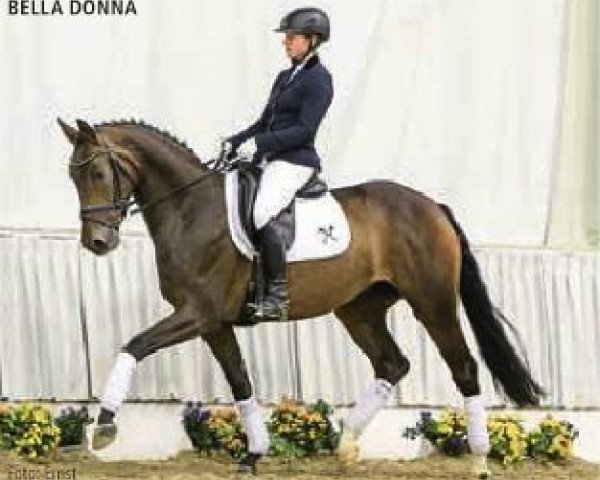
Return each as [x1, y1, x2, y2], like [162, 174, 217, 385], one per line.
[75, 119, 99, 145]
[57, 117, 80, 145]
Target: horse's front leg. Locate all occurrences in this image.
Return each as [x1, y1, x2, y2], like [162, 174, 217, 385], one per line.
[202, 326, 270, 474]
[91, 304, 204, 450]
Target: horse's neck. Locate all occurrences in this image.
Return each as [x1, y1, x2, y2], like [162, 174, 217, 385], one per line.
[109, 126, 224, 245]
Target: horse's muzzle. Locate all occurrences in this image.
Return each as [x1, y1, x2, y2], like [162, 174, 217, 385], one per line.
[82, 227, 120, 255]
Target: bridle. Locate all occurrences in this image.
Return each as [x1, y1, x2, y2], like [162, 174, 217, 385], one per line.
[69, 145, 233, 230]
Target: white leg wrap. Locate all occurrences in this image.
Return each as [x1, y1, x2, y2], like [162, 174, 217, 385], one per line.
[235, 397, 270, 455]
[464, 394, 490, 456]
[344, 379, 392, 437]
[100, 352, 137, 413]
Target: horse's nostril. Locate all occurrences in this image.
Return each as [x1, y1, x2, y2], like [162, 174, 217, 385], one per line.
[92, 238, 108, 251]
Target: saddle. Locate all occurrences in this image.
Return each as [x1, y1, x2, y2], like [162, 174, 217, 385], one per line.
[225, 162, 350, 326]
[236, 161, 328, 248]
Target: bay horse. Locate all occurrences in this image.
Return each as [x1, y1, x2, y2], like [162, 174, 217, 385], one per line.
[58, 118, 543, 477]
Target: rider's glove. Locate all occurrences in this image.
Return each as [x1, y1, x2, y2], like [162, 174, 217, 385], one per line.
[237, 137, 257, 161]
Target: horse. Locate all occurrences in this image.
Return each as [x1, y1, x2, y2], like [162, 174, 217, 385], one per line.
[58, 117, 544, 477]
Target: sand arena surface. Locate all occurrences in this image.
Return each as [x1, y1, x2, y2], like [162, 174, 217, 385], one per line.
[1, 450, 599, 480]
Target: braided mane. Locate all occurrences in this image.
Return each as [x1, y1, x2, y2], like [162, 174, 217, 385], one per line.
[94, 118, 202, 166]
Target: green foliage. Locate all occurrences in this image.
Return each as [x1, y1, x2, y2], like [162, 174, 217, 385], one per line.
[54, 406, 94, 447]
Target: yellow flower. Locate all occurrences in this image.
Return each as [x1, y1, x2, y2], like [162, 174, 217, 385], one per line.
[33, 408, 48, 424]
[505, 423, 521, 438]
[437, 424, 452, 435]
[552, 435, 572, 458]
[509, 439, 523, 454]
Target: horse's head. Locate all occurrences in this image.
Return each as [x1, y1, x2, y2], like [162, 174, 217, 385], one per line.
[58, 118, 139, 255]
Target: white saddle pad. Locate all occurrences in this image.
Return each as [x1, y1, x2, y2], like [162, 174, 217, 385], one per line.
[225, 170, 351, 262]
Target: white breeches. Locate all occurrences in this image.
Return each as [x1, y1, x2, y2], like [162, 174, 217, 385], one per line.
[253, 160, 315, 230]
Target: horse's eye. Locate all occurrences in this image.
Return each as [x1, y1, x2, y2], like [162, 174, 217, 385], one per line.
[91, 169, 105, 181]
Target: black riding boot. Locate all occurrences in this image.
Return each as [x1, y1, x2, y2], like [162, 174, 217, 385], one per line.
[256, 221, 289, 320]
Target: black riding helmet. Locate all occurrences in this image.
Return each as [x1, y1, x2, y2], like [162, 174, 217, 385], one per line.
[274, 7, 330, 44]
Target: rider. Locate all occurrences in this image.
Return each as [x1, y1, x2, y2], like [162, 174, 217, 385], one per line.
[224, 7, 333, 320]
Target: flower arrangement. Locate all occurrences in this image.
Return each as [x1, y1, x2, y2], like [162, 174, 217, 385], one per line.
[54, 406, 94, 447]
[182, 401, 247, 460]
[267, 398, 340, 458]
[404, 410, 580, 466]
[487, 413, 528, 464]
[526, 416, 578, 461]
[0, 403, 61, 459]
[403, 410, 469, 457]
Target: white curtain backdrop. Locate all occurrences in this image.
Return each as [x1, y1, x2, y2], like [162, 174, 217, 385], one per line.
[545, 0, 599, 248]
[0, 0, 570, 246]
[2, 233, 598, 407]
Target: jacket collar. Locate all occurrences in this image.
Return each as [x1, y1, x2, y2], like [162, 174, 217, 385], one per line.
[290, 52, 319, 70]
[281, 53, 320, 90]
[303, 53, 319, 70]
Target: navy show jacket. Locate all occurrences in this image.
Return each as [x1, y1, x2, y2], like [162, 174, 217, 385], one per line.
[229, 54, 333, 171]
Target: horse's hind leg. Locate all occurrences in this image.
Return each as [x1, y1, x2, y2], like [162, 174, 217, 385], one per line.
[414, 290, 491, 478]
[333, 283, 409, 458]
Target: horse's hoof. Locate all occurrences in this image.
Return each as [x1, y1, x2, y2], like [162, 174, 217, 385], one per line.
[237, 463, 256, 475]
[91, 423, 117, 450]
[237, 453, 261, 475]
[337, 430, 360, 464]
[470, 455, 491, 479]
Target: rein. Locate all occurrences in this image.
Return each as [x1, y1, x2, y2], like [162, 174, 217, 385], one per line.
[70, 146, 234, 229]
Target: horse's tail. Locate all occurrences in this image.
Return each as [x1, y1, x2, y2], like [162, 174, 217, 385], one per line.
[438, 203, 545, 406]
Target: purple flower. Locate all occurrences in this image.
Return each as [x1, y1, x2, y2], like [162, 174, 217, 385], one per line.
[198, 410, 210, 422]
[450, 437, 462, 448]
[183, 403, 194, 420]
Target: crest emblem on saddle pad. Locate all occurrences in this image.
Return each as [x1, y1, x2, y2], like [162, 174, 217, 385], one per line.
[317, 225, 338, 244]
[225, 170, 351, 262]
